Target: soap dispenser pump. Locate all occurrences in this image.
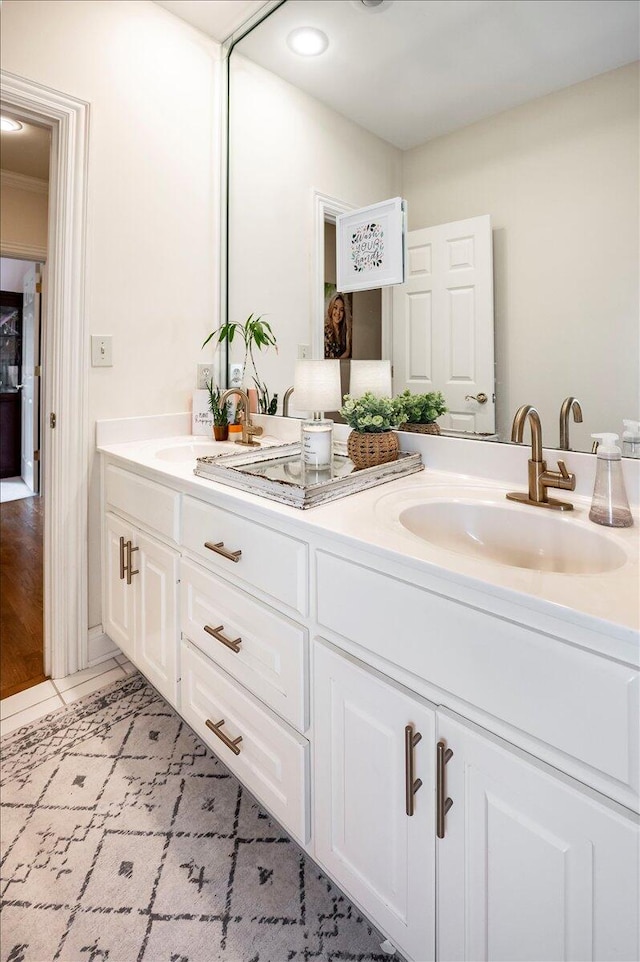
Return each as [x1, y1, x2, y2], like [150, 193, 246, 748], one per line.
[589, 433, 633, 527]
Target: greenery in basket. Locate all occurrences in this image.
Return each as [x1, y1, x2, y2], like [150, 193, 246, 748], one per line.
[340, 392, 405, 433]
[206, 380, 230, 426]
[397, 390, 447, 424]
[202, 313, 277, 412]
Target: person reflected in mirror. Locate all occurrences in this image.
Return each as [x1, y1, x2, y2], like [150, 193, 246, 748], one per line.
[324, 292, 352, 359]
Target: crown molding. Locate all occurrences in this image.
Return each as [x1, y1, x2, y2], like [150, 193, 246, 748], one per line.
[0, 168, 49, 194]
[0, 240, 47, 260]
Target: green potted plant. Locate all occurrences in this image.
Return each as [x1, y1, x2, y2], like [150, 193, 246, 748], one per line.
[397, 390, 447, 435]
[340, 392, 406, 468]
[202, 314, 277, 409]
[206, 379, 230, 441]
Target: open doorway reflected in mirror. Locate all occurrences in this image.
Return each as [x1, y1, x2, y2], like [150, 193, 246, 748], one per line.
[323, 221, 382, 421]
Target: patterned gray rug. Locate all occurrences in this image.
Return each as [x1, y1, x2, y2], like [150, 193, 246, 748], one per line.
[1, 673, 389, 962]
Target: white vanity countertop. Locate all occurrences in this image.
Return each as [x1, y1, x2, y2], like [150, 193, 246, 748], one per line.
[98, 433, 640, 664]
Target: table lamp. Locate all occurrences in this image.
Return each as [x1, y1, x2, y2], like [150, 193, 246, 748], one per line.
[349, 359, 393, 399]
[293, 359, 342, 468]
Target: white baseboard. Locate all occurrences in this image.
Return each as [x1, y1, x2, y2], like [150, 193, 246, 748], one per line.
[87, 625, 118, 667]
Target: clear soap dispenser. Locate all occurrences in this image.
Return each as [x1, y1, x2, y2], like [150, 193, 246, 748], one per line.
[589, 433, 633, 527]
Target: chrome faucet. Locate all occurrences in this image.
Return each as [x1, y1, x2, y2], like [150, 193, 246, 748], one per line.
[507, 404, 576, 511]
[219, 388, 263, 447]
[282, 386, 294, 417]
[559, 396, 583, 451]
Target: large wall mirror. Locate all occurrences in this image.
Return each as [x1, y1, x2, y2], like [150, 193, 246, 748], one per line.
[227, 0, 639, 453]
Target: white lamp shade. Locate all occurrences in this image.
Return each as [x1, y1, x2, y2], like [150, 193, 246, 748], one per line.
[293, 359, 342, 412]
[349, 359, 392, 398]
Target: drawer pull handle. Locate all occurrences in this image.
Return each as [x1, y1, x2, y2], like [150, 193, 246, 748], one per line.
[204, 624, 242, 653]
[436, 739, 454, 838]
[125, 541, 139, 585]
[405, 724, 423, 817]
[204, 541, 242, 563]
[205, 717, 243, 756]
[119, 536, 126, 581]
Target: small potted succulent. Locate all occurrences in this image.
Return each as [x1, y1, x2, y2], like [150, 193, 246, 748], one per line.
[397, 390, 447, 435]
[340, 392, 406, 469]
[206, 379, 230, 441]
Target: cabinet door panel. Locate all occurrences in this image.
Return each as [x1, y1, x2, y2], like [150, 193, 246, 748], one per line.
[104, 512, 135, 660]
[314, 640, 436, 962]
[135, 531, 179, 705]
[437, 712, 640, 962]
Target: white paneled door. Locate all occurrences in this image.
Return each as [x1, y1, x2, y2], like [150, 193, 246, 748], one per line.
[21, 262, 41, 492]
[393, 215, 495, 434]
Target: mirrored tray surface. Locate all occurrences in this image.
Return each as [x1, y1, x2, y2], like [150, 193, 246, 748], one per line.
[194, 442, 423, 508]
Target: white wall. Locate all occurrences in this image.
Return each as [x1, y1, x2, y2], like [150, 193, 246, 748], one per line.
[0, 257, 37, 293]
[228, 55, 402, 411]
[1, 0, 221, 637]
[402, 62, 639, 451]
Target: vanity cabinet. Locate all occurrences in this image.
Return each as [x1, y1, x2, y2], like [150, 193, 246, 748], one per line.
[314, 639, 640, 962]
[99, 452, 639, 962]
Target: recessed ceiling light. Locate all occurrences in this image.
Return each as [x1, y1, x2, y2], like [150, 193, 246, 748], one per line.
[287, 27, 329, 57]
[0, 117, 23, 133]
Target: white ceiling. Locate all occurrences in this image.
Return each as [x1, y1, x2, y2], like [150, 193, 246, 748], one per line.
[0, 120, 50, 180]
[152, 0, 268, 42]
[234, 0, 640, 149]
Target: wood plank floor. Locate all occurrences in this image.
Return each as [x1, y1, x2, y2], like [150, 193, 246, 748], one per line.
[0, 495, 47, 700]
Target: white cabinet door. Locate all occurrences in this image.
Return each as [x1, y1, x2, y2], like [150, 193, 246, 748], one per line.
[314, 641, 436, 962]
[135, 530, 178, 705]
[103, 512, 135, 661]
[437, 712, 640, 962]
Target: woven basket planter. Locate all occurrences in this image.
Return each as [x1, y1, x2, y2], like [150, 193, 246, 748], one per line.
[347, 430, 399, 470]
[398, 421, 441, 435]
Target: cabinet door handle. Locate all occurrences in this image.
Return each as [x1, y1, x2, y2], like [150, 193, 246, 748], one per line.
[204, 624, 242, 653]
[126, 541, 139, 585]
[404, 724, 423, 816]
[205, 717, 243, 756]
[119, 536, 127, 581]
[436, 739, 454, 838]
[204, 541, 242, 563]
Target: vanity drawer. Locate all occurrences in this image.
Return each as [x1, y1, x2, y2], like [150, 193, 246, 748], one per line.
[105, 463, 180, 542]
[180, 558, 307, 731]
[316, 550, 640, 807]
[182, 495, 308, 615]
[180, 640, 309, 843]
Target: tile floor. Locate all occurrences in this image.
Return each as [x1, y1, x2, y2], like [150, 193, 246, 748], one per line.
[0, 653, 136, 737]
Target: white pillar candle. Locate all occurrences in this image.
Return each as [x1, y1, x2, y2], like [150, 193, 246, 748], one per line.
[302, 419, 333, 468]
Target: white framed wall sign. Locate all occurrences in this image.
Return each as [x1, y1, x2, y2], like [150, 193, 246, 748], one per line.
[336, 197, 406, 293]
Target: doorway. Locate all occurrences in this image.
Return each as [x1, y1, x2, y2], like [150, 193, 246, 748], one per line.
[1, 71, 90, 686]
[0, 115, 49, 699]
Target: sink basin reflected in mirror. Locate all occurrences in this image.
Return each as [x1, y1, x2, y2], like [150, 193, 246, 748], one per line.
[399, 500, 627, 574]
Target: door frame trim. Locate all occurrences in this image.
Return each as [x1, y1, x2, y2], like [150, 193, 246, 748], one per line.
[1, 70, 90, 678]
[312, 190, 392, 363]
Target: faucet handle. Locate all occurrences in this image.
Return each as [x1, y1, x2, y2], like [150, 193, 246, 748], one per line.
[557, 459, 571, 481]
[247, 423, 263, 438]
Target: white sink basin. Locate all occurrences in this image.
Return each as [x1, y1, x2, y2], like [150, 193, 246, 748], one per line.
[154, 440, 232, 462]
[398, 499, 627, 574]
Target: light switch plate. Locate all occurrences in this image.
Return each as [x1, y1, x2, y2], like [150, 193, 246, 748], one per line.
[91, 335, 112, 367]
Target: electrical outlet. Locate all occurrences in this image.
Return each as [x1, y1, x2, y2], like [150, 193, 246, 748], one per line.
[197, 364, 212, 390]
[229, 363, 243, 386]
[297, 344, 311, 359]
